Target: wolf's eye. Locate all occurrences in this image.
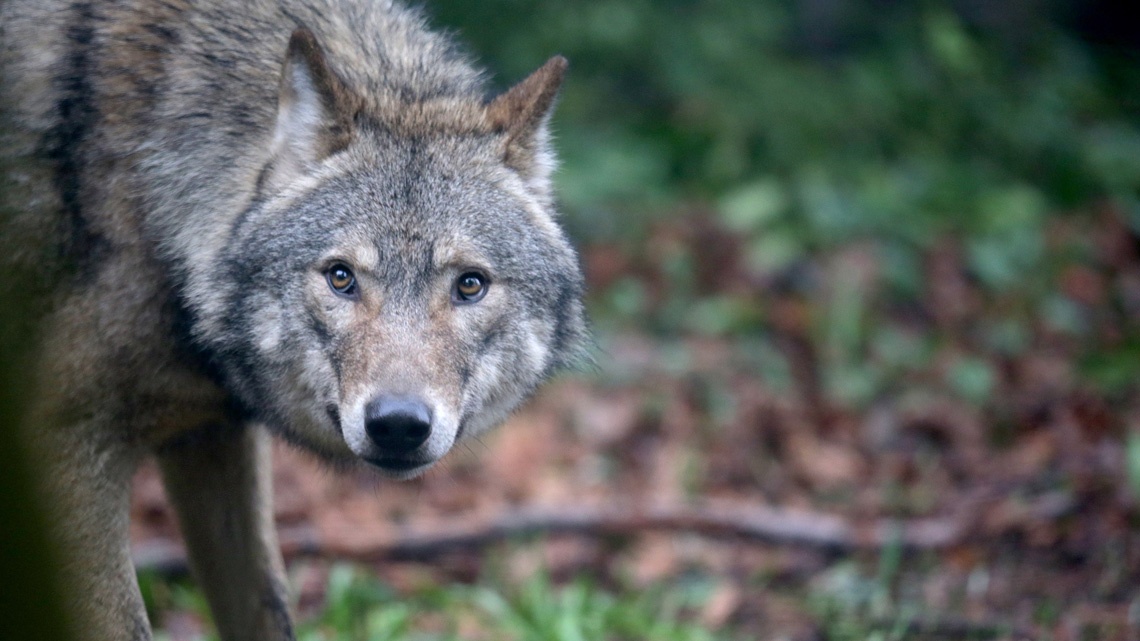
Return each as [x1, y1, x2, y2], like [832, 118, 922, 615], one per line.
[326, 264, 357, 297]
[453, 272, 488, 304]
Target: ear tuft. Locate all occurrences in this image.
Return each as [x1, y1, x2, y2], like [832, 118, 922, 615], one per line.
[265, 28, 356, 192]
[486, 56, 567, 139]
[485, 56, 568, 192]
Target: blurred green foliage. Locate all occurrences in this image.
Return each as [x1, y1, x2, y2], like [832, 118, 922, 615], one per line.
[432, 0, 1140, 407]
[809, 560, 1012, 640]
[145, 563, 730, 641]
[433, 0, 1138, 242]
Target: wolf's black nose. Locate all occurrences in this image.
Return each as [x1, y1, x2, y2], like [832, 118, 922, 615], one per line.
[364, 396, 432, 454]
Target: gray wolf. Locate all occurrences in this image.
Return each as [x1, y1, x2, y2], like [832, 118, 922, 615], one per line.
[0, 0, 587, 638]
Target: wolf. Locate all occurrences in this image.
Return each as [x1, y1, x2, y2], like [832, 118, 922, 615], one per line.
[0, 0, 588, 638]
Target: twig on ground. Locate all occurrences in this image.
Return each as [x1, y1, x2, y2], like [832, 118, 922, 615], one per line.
[134, 488, 1082, 572]
[133, 500, 972, 572]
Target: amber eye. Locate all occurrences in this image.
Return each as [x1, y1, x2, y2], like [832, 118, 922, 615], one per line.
[453, 272, 488, 304]
[326, 264, 357, 297]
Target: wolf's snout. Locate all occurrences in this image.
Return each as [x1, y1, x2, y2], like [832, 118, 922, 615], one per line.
[364, 396, 432, 454]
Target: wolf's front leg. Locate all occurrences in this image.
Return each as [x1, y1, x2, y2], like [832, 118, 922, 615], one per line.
[157, 424, 295, 641]
[33, 422, 152, 641]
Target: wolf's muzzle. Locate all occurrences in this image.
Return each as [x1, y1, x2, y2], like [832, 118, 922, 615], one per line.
[364, 395, 432, 455]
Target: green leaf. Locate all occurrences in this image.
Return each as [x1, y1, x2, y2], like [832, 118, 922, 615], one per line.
[717, 178, 788, 232]
[1128, 430, 1140, 498]
[948, 357, 996, 405]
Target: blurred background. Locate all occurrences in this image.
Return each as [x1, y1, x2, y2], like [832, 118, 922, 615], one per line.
[133, 0, 1140, 638]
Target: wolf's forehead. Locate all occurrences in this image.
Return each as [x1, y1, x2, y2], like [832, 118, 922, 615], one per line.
[355, 130, 492, 183]
[320, 211, 487, 268]
[314, 146, 537, 265]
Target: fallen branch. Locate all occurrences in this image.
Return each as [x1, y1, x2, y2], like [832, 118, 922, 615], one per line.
[133, 501, 970, 572]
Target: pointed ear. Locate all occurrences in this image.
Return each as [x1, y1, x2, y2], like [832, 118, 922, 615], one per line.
[485, 56, 568, 194]
[264, 29, 356, 192]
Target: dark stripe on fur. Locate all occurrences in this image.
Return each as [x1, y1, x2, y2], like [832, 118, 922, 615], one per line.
[477, 319, 505, 358]
[305, 309, 343, 381]
[262, 579, 297, 641]
[142, 23, 180, 45]
[326, 403, 342, 435]
[306, 309, 334, 348]
[168, 284, 253, 424]
[42, 2, 109, 275]
[169, 288, 227, 386]
[131, 612, 153, 641]
[547, 277, 578, 369]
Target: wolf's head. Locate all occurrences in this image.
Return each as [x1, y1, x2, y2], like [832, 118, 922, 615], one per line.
[202, 29, 587, 477]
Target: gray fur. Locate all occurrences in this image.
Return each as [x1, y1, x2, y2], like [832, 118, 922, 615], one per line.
[0, 0, 587, 638]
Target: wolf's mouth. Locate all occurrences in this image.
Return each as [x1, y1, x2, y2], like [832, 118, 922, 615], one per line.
[364, 456, 431, 474]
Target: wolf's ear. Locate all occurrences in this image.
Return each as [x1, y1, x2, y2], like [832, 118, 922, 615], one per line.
[265, 29, 356, 192]
[485, 56, 568, 198]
